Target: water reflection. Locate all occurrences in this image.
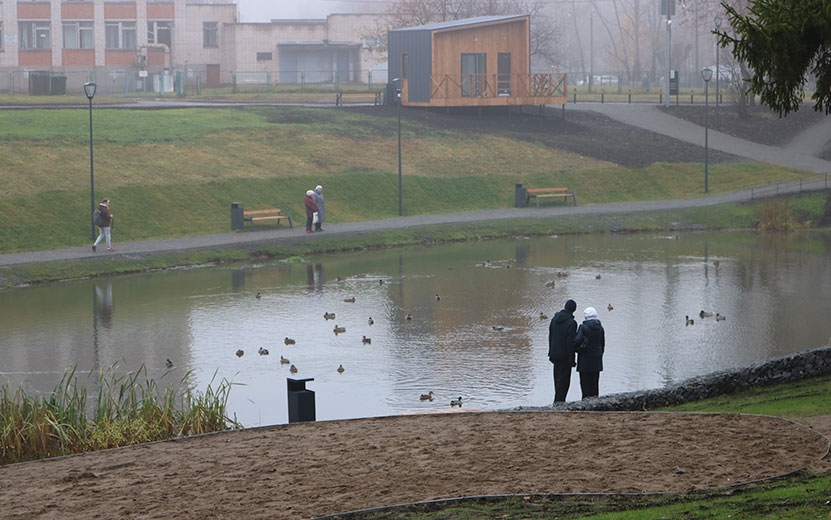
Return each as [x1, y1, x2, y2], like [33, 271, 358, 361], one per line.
[1, 231, 830, 427]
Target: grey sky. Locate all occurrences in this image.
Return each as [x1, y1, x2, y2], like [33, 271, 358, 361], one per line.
[238, 0, 386, 22]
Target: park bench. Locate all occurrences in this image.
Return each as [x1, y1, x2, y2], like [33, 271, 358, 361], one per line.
[243, 208, 293, 229]
[335, 91, 382, 106]
[527, 187, 577, 208]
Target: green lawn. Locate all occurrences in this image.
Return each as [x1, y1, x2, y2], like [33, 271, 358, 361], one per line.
[0, 106, 821, 254]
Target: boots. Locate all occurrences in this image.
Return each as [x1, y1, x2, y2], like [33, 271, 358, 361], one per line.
[306, 226, 313, 233]
[315, 222, 323, 231]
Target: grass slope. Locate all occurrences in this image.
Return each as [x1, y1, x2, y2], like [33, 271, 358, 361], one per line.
[0, 106, 819, 253]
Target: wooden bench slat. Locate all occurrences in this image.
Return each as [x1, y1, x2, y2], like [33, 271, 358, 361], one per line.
[244, 209, 282, 216]
[241, 208, 293, 229]
[524, 186, 577, 208]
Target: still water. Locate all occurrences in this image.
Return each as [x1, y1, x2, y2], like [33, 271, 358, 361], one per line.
[1, 231, 830, 426]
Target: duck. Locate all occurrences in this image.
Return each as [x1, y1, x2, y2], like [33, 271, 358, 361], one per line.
[435, 294, 441, 301]
[557, 271, 568, 278]
[235, 349, 244, 357]
[165, 358, 174, 369]
[506, 263, 511, 269]
[685, 315, 694, 326]
[362, 336, 372, 345]
[419, 391, 435, 401]
[540, 312, 549, 320]
[333, 325, 346, 334]
[323, 312, 336, 320]
[405, 314, 413, 321]
[607, 304, 614, 312]
[699, 310, 714, 318]
[255, 292, 261, 300]
[379, 279, 385, 285]
[713, 260, 720, 268]
[258, 347, 269, 356]
[450, 396, 463, 407]
[492, 326, 504, 331]
[715, 313, 727, 321]
[284, 337, 296, 345]
[595, 274, 602, 280]
[289, 364, 298, 373]
[336, 276, 346, 281]
[355, 273, 367, 278]
[280, 356, 290, 365]
[545, 280, 556, 288]
[344, 297, 356, 303]
[337, 364, 345, 373]
[368, 317, 374, 325]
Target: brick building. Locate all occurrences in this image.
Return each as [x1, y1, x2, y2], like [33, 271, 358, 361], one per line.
[0, 0, 385, 94]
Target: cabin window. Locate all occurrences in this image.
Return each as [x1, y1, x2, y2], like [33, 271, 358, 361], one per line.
[461, 53, 486, 97]
[401, 53, 408, 79]
[498, 53, 511, 96]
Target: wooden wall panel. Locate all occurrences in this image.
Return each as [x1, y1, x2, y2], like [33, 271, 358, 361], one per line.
[432, 19, 529, 80]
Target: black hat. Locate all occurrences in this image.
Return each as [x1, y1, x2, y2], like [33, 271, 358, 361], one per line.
[564, 299, 577, 312]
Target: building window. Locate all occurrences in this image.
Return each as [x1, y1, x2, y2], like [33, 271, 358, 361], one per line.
[105, 21, 136, 50]
[256, 52, 272, 61]
[19, 21, 51, 50]
[461, 53, 487, 97]
[147, 21, 172, 48]
[203, 22, 218, 48]
[63, 21, 94, 50]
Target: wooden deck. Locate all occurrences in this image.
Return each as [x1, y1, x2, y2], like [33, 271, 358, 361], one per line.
[403, 73, 567, 107]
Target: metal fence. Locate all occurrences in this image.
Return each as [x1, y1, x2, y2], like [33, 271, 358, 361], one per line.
[749, 175, 830, 200]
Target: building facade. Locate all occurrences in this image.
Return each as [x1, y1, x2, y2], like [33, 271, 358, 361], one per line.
[0, 0, 386, 94]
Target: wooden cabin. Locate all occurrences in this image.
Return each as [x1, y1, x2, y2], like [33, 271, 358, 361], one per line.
[388, 15, 567, 107]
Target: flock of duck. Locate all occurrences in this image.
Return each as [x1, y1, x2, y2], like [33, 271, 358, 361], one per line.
[685, 311, 727, 326]
[238, 278, 464, 407]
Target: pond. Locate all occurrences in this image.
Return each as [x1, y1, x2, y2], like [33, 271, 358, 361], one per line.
[1, 231, 830, 426]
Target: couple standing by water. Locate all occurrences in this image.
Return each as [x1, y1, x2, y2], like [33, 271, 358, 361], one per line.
[548, 299, 606, 402]
[303, 185, 325, 233]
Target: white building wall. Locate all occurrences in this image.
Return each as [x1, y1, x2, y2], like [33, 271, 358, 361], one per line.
[1, 1, 21, 67]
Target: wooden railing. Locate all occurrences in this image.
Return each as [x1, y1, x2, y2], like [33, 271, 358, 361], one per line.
[430, 73, 567, 100]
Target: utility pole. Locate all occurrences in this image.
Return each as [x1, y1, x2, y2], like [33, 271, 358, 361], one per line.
[665, 0, 672, 108]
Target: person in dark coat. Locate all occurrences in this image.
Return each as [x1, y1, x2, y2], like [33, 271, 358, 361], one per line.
[574, 306, 606, 399]
[548, 298, 578, 402]
[304, 190, 318, 233]
[92, 198, 115, 252]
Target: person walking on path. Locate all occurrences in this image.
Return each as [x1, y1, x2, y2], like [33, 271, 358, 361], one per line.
[548, 298, 578, 402]
[304, 190, 318, 234]
[313, 185, 325, 231]
[92, 198, 115, 252]
[574, 306, 606, 399]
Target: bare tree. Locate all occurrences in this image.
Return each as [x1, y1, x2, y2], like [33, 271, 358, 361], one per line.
[362, 0, 565, 69]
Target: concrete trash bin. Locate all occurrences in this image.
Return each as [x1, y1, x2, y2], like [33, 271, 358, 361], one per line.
[231, 202, 245, 230]
[515, 182, 528, 207]
[287, 378, 315, 423]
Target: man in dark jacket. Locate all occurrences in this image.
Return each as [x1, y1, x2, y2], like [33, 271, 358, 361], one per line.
[575, 306, 606, 399]
[548, 299, 578, 402]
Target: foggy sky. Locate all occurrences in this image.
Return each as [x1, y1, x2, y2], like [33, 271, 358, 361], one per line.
[238, 0, 385, 22]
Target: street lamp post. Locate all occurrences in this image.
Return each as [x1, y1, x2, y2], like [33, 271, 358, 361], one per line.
[714, 16, 722, 127]
[84, 82, 97, 240]
[702, 68, 713, 193]
[393, 78, 403, 216]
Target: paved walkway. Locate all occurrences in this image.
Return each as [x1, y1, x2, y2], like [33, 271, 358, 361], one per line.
[578, 103, 831, 174]
[2, 178, 828, 267]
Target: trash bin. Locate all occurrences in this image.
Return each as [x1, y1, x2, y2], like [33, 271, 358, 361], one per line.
[231, 202, 245, 230]
[28, 71, 50, 95]
[49, 75, 67, 95]
[287, 378, 315, 423]
[515, 182, 528, 207]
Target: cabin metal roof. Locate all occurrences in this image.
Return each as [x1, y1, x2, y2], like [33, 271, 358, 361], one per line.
[390, 14, 528, 33]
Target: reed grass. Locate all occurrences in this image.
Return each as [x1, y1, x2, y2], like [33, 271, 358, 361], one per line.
[755, 200, 798, 232]
[0, 364, 240, 465]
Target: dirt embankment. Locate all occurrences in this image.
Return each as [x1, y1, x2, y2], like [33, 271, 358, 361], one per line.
[0, 411, 826, 519]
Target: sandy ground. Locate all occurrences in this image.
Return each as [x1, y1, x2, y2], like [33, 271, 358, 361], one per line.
[0, 411, 827, 520]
